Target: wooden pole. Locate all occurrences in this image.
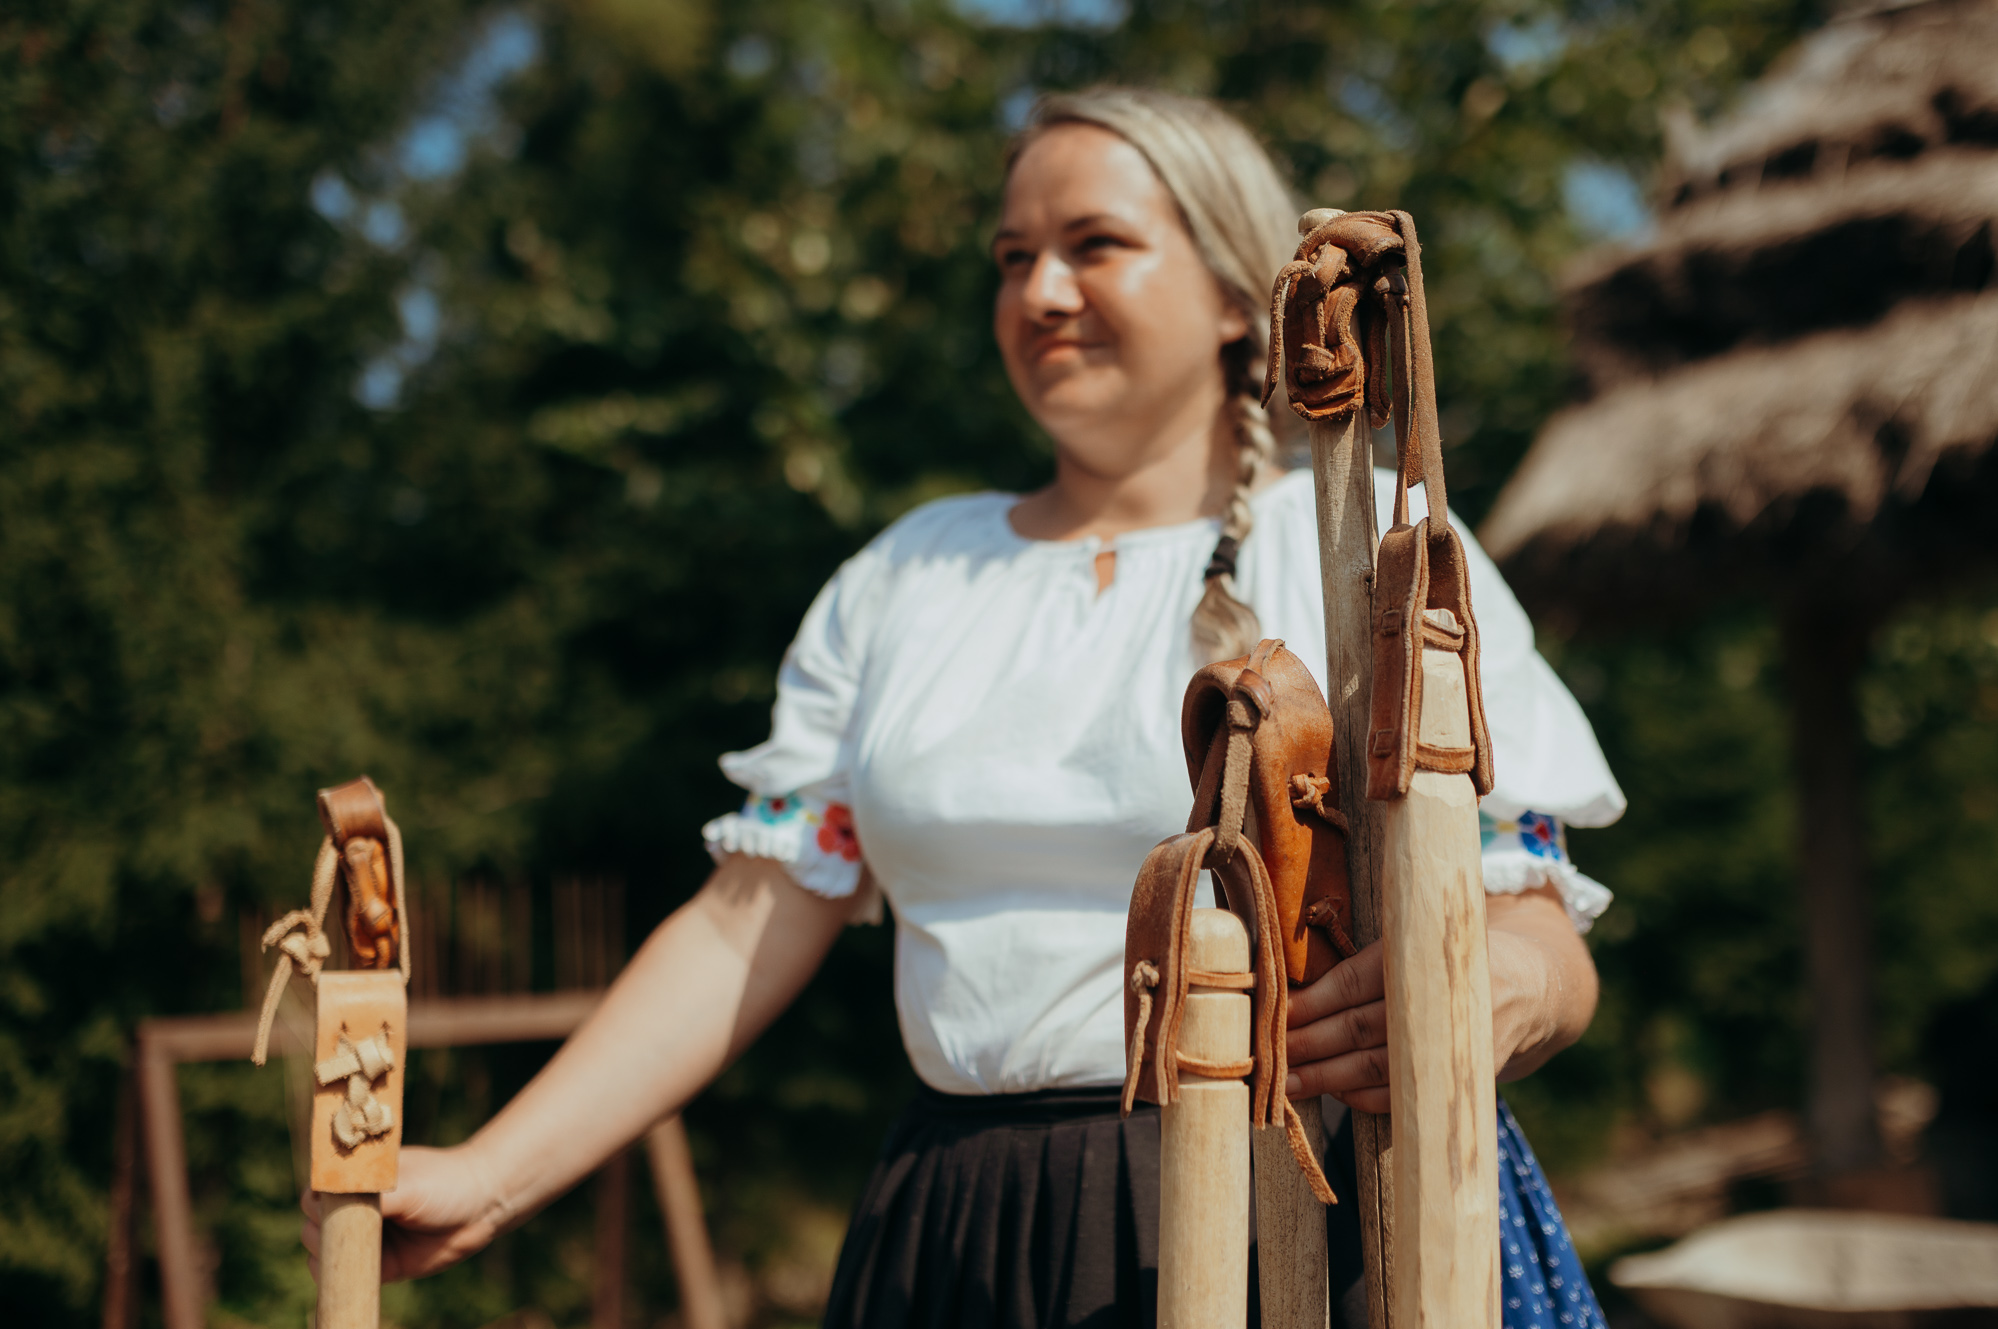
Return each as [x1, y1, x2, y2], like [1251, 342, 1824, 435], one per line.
[311, 970, 408, 1329]
[1253, 1096, 1330, 1329]
[594, 1148, 631, 1329]
[1308, 410, 1396, 1329]
[645, 1116, 729, 1329]
[316, 1194, 384, 1329]
[138, 1028, 205, 1329]
[1782, 603, 1882, 1178]
[1158, 908, 1254, 1329]
[1380, 609, 1499, 1325]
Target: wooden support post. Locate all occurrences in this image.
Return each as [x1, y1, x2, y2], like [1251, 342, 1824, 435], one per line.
[102, 1059, 140, 1329]
[1159, 908, 1253, 1329]
[645, 1116, 729, 1329]
[1380, 610, 1499, 1325]
[1309, 410, 1396, 1329]
[1782, 604, 1882, 1178]
[312, 971, 408, 1329]
[594, 1147, 631, 1329]
[138, 1027, 205, 1329]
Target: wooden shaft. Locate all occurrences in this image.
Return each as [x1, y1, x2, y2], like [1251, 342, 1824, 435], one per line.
[1253, 1096, 1330, 1329]
[1309, 409, 1395, 1329]
[138, 1031, 205, 1329]
[1159, 909, 1252, 1329]
[1381, 613, 1499, 1327]
[316, 1193, 382, 1329]
[1781, 605, 1881, 1175]
[645, 1115, 729, 1329]
[593, 1147, 630, 1329]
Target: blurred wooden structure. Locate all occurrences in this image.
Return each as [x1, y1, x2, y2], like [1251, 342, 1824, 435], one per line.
[1609, 1209, 1998, 1326]
[105, 875, 729, 1329]
[1483, 0, 1998, 1183]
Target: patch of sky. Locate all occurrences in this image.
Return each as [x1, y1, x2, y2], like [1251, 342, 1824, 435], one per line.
[310, 170, 358, 224]
[395, 9, 540, 182]
[953, 0, 1126, 30]
[1000, 85, 1039, 131]
[360, 200, 409, 249]
[727, 35, 776, 80]
[355, 283, 446, 411]
[1336, 74, 1414, 151]
[1486, 13, 1569, 76]
[1563, 160, 1651, 241]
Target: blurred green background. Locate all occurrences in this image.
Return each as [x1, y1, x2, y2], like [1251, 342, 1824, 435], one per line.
[8, 0, 1998, 1325]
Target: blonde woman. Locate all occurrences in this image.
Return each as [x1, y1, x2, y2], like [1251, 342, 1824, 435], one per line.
[304, 89, 1624, 1328]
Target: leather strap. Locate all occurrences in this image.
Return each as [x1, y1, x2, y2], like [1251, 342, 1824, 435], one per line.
[1122, 827, 1337, 1203]
[315, 776, 411, 979]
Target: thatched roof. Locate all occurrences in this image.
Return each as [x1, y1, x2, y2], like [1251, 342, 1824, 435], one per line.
[1664, 0, 1998, 208]
[1483, 0, 1998, 617]
[1482, 290, 1998, 617]
[1566, 149, 1998, 391]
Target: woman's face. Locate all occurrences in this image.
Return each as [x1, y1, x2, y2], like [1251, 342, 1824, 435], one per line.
[993, 124, 1247, 475]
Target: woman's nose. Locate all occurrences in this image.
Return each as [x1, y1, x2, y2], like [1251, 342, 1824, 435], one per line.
[1022, 251, 1084, 321]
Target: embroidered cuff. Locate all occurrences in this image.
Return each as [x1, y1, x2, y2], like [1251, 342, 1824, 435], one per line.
[702, 791, 864, 901]
[1479, 810, 1612, 933]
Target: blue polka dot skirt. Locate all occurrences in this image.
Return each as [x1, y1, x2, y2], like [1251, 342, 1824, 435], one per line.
[1497, 1097, 1607, 1329]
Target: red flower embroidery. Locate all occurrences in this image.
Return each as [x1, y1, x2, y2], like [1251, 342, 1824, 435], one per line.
[817, 803, 862, 862]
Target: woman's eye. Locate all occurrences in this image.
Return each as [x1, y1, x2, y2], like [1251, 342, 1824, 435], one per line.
[1074, 233, 1124, 257]
[996, 247, 1034, 270]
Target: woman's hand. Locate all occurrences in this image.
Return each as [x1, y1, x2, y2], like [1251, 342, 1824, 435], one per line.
[300, 1145, 505, 1284]
[296, 853, 855, 1285]
[1282, 884, 1598, 1111]
[1283, 940, 1391, 1113]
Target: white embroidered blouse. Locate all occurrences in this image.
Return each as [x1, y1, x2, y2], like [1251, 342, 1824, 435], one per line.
[703, 469, 1625, 1095]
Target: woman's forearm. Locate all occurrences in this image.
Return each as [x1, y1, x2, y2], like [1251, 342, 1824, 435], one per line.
[1486, 885, 1598, 1082]
[460, 854, 853, 1227]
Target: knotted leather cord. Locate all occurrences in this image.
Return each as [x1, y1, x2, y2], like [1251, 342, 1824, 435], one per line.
[1122, 960, 1162, 1117]
[250, 813, 411, 1067]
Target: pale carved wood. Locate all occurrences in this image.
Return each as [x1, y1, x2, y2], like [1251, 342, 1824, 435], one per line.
[1159, 909, 1254, 1329]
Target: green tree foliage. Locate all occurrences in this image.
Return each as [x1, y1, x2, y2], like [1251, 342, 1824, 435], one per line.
[44, 0, 1998, 1325]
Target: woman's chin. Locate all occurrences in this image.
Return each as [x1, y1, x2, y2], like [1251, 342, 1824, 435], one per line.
[1023, 375, 1134, 433]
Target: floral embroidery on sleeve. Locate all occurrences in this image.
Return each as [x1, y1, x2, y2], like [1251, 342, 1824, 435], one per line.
[817, 803, 862, 861]
[702, 790, 865, 900]
[1478, 808, 1611, 933]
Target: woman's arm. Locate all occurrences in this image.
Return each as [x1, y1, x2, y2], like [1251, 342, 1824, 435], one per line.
[1282, 883, 1597, 1113]
[302, 852, 855, 1282]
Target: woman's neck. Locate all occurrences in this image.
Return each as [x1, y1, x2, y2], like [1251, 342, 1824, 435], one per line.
[1009, 404, 1252, 544]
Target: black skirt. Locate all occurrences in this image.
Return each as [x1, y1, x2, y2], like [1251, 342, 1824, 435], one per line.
[821, 1085, 1370, 1329]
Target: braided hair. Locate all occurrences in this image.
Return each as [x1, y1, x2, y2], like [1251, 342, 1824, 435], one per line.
[1008, 88, 1300, 662]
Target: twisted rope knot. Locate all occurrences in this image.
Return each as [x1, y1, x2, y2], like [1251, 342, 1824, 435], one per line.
[316, 1031, 398, 1149]
[1121, 960, 1162, 1117]
[264, 911, 331, 978]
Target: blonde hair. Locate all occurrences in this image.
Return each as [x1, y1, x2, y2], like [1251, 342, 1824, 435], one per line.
[1009, 87, 1300, 662]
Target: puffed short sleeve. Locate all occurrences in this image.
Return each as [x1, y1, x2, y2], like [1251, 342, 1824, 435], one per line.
[700, 547, 883, 902]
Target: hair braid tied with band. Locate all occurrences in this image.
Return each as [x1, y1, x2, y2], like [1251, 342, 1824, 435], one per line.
[1191, 343, 1276, 662]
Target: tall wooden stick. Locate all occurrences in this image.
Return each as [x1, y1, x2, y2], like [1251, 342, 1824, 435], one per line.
[1381, 612, 1499, 1324]
[1309, 409, 1396, 1329]
[1158, 908, 1254, 1329]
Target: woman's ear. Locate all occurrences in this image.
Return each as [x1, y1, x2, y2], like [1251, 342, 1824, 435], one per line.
[1218, 299, 1249, 345]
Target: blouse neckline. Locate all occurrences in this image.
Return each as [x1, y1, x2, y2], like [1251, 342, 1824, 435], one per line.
[993, 470, 1308, 554]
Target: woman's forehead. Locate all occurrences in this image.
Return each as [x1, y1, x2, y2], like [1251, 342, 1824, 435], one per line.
[998, 124, 1174, 235]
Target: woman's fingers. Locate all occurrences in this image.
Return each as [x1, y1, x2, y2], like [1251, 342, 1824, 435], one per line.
[1284, 944, 1391, 1112]
[1286, 1043, 1391, 1112]
[1285, 997, 1386, 1068]
[1286, 941, 1384, 1028]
